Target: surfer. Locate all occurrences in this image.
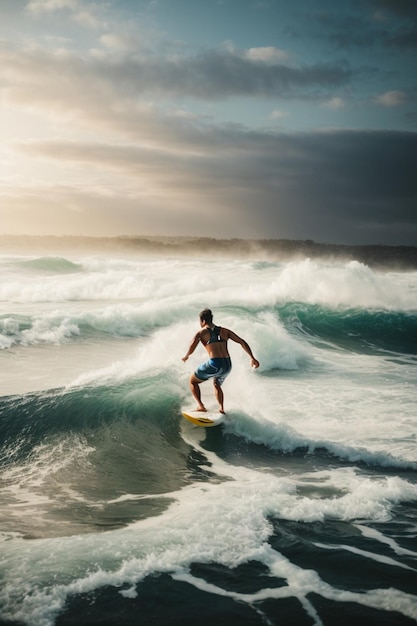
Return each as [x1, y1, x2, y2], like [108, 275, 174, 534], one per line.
[182, 308, 260, 414]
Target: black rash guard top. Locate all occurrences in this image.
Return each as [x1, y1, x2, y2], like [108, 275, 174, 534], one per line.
[206, 326, 225, 344]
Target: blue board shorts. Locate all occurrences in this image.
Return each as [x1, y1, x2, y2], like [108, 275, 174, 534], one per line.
[194, 358, 232, 386]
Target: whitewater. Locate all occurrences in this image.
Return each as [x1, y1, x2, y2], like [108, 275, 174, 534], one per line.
[0, 249, 416, 626]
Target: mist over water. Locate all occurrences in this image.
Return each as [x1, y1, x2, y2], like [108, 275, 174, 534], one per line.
[1, 246, 417, 626]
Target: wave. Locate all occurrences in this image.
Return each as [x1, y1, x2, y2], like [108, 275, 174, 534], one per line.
[221, 413, 417, 471]
[0, 378, 194, 540]
[1, 255, 416, 309]
[1, 254, 416, 356]
[279, 303, 417, 355]
[15, 256, 82, 274]
[0, 378, 183, 465]
[2, 376, 415, 488]
[2, 299, 416, 362]
[0, 307, 148, 349]
[1, 370, 416, 626]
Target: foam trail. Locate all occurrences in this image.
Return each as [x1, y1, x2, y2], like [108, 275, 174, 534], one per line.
[224, 415, 417, 469]
[356, 525, 417, 558]
[313, 542, 417, 572]
[2, 460, 417, 626]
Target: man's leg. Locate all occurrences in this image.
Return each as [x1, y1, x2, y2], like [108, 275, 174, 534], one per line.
[213, 380, 225, 414]
[190, 374, 206, 411]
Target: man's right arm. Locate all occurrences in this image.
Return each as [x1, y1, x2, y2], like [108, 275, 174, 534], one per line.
[182, 332, 201, 362]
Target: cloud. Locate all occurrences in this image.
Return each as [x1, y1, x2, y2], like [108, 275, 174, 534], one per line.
[92, 48, 352, 101]
[322, 96, 345, 109]
[26, 0, 106, 29]
[1, 4, 416, 245]
[271, 109, 288, 119]
[27, 0, 79, 12]
[1, 34, 415, 244]
[375, 90, 407, 106]
[371, 0, 417, 19]
[0, 39, 354, 128]
[385, 26, 417, 50]
[245, 46, 290, 64]
[305, 5, 417, 53]
[0, 184, 199, 237]
[13, 128, 417, 244]
[99, 33, 140, 52]
[311, 13, 372, 50]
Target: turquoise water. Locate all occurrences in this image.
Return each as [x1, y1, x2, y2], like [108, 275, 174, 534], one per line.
[0, 253, 416, 625]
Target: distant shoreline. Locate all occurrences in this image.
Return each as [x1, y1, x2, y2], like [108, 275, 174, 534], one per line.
[1, 235, 417, 270]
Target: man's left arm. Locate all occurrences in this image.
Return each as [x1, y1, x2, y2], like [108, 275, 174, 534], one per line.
[226, 329, 260, 368]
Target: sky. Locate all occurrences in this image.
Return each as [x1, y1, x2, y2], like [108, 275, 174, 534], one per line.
[0, 0, 416, 245]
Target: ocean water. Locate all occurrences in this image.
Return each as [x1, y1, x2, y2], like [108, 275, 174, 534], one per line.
[0, 250, 417, 626]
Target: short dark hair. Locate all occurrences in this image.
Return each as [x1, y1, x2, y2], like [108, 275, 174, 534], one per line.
[199, 308, 213, 324]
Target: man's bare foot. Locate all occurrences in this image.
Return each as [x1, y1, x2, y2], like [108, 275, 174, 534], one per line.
[219, 409, 225, 414]
[195, 406, 207, 412]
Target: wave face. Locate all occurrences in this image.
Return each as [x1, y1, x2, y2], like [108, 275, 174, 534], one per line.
[1, 253, 417, 626]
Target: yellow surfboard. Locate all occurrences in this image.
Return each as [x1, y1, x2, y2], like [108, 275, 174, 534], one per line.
[181, 409, 225, 427]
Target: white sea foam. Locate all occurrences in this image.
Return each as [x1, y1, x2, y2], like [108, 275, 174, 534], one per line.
[0, 435, 95, 534]
[1, 438, 417, 626]
[2, 255, 416, 358]
[68, 312, 290, 386]
[1, 255, 416, 353]
[173, 562, 417, 625]
[355, 525, 417, 558]
[1, 255, 416, 309]
[313, 541, 417, 572]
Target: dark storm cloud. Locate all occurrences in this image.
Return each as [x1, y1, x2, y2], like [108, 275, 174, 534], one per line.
[307, 13, 372, 49]
[22, 128, 417, 245]
[0, 41, 353, 103]
[384, 26, 417, 51]
[266, 130, 417, 237]
[1, 2, 416, 244]
[219, 128, 417, 243]
[97, 49, 353, 100]
[300, 2, 417, 52]
[372, 0, 417, 18]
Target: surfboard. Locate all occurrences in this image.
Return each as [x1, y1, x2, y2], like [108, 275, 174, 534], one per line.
[181, 409, 225, 427]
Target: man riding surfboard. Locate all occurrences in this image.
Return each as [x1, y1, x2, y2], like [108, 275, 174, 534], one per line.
[182, 309, 260, 414]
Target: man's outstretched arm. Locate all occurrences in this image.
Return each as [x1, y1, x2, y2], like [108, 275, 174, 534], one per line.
[227, 329, 260, 368]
